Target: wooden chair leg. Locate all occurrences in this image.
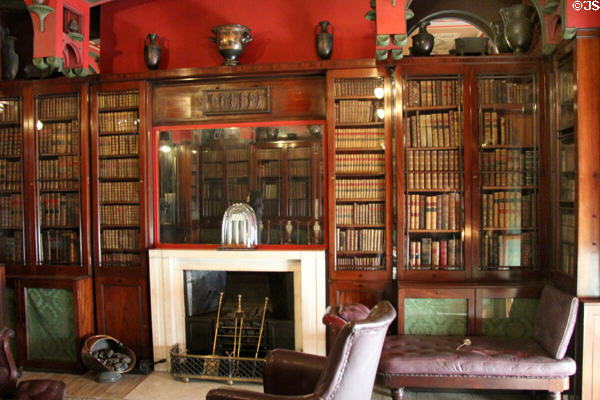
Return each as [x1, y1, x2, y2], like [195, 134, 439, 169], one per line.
[390, 387, 404, 400]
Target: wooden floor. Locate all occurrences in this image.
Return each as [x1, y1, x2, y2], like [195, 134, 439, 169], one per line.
[21, 370, 539, 400]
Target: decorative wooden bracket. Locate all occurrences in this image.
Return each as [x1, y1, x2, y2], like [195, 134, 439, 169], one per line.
[530, 0, 576, 55]
[27, 4, 55, 33]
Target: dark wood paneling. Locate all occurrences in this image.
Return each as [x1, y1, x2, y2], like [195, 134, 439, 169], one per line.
[95, 276, 151, 362]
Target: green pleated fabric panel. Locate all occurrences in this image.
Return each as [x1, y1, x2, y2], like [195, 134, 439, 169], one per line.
[481, 298, 538, 338]
[25, 288, 77, 362]
[404, 298, 468, 335]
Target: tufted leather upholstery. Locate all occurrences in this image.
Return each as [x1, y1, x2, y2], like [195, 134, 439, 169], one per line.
[206, 301, 396, 400]
[379, 335, 576, 378]
[0, 328, 66, 400]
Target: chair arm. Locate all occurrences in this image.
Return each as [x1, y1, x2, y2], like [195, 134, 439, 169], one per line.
[206, 388, 318, 400]
[263, 349, 327, 396]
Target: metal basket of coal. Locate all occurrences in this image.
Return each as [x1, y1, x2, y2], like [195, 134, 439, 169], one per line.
[82, 334, 136, 382]
[170, 344, 264, 384]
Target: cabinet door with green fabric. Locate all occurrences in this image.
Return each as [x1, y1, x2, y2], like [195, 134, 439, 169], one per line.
[14, 276, 93, 371]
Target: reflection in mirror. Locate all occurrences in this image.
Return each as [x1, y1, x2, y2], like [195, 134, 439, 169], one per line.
[156, 122, 324, 245]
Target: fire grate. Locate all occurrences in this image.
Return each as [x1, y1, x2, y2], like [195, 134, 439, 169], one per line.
[169, 344, 264, 384]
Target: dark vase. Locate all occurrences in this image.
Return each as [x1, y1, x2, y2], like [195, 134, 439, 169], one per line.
[490, 20, 511, 53]
[315, 21, 333, 60]
[500, 4, 536, 54]
[2, 36, 19, 80]
[144, 33, 162, 70]
[411, 21, 434, 56]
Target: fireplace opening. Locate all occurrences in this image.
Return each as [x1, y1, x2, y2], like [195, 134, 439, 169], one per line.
[184, 270, 295, 357]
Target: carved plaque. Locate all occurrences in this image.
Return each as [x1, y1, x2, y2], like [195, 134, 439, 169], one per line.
[202, 87, 270, 115]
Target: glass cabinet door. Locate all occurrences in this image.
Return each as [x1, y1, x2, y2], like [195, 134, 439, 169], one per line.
[35, 93, 82, 266]
[0, 97, 24, 265]
[402, 76, 465, 273]
[477, 73, 539, 272]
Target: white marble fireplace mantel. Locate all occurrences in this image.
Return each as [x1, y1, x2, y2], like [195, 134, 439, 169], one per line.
[149, 249, 327, 370]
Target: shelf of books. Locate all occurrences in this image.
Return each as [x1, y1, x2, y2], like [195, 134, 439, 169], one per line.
[0, 97, 24, 266]
[256, 145, 282, 218]
[555, 52, 577, 278]
[402, 76, 465, 276]
[331, 73, 390, 275]
[96, 90, 142, 268]
[200, 147, 226, 219]
[35, 93, 82, 266]
[477, 74, 539, 273]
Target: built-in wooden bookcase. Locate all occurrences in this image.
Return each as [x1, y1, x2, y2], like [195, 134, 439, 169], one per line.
[90, 81, 152, 362]
[0, 95, 24, 267]
[327, 68, 393, 306]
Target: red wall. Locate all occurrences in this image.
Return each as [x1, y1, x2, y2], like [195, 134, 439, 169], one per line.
[100, 0, 375, 73]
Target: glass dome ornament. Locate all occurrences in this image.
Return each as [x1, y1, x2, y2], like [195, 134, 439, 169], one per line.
[221, 203, 258, 249]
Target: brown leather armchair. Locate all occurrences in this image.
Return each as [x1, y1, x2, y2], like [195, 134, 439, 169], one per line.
[206, 300, 396, 400]
[0, 327, 66, 400]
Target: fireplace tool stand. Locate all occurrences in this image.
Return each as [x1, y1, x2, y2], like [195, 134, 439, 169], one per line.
[170, 294, 269, 384]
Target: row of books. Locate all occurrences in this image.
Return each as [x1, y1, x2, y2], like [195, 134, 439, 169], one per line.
[481, 171, 534, 187]
[335, 203, 385, 225]
[0, 99, 20, 123]
[99, 159, 139, 178]
[407, 237, 461, 269]
[559, 242, 576, 277]
[227, 162, 249, 178]
[403, 111, 464, 148]
[559, 177, 575, 202]
[258, 160, 280, 176]
[201, 200, 226, 217]
[202, 182, 223, 199]
[38, 95, 78, 120]
[481, 149, 536, 173]
[404, 79, 462, 108]
[227, 148, 250, 162]
[0, 194, 21, 227]
[335, 153, 385, 174]
[337, 255, 384, 270]
[481, 191, 536, 229]
[289, 180, 308, 199]
[481, 231, 534, 268]
[102, 252, 141, 266]
[335, 128, 384, 149]
[287, 199, 310, 217]
[407, 193, 460, 231]
[334, 78, 382, 97]
[335, 178, 385, 200]
[480, 111, 534, 147]
[99, 92, 139, 109]
[289, 147, 312, 159]
[40, 230, 79, 264]
[101, 228, 140, 250]
[557, 70, 574, 105]
[38, 156, 80, 189]
[261, 182, 278, 200]
[478, 79, 533, 105]
[101, 205, 140, 225]
[0, 159, 21, 191]
[99, 134, 138, 156]
[0, 231, 22, 264]
[560, 212, 576, 243]
[257, 148, 280, 160]
[228, 182, 249, 203]
[99, 111, 138, 133]
[39, 122, 79, 155]
[289, 159, 310, 176]
[335, 228, 384, 252]
[202, 150, 224, 162]
[100, 181, 139, 203]
[336, 100, 381, 124]
[406, 150, 460, 172]
[39, 193, 79, 226]
[203, 164, 224, 179]
[0, 127, 21, 156]
[406, 172, 461, 191]
[559, 143, 576, 173]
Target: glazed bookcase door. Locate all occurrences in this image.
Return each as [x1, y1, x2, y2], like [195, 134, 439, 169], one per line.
[399, 73, 466, 280]
[554, 47, 577, 282]
[33, 88, 90, 272]
[473, 71, 540, 279]
[327, 68, 393, 283]
[0, 96, 25, 267]
[93, 89, 144, 269]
